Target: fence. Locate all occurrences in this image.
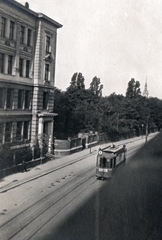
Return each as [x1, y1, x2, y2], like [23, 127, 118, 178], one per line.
[54, 137, 82, 157]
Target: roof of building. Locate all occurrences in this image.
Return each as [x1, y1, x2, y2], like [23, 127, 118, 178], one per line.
[3, 0, 62, 28]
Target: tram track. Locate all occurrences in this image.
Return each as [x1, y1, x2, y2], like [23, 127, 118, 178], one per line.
[28, 173, 97, 240]
[125, 142, 146, 161]
[0, 134, 157, 239]
[0, 134, 156, 194]
[0, 152, 97, 193]
[0, 166, 97, 240]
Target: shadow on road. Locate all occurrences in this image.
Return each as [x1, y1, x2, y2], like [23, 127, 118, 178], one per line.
[43, 133, 162, 240]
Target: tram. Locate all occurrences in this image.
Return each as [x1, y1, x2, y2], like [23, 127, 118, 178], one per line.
[96, 144, 127, 179]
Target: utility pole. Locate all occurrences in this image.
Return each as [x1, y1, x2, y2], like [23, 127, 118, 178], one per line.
[143, 78, 149, 143]
[145, 118, 148, 143]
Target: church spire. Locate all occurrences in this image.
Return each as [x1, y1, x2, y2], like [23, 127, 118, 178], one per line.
[143, 78, 149, 98]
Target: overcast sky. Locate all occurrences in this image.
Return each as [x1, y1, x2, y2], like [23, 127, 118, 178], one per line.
[25, 0, 162, 99]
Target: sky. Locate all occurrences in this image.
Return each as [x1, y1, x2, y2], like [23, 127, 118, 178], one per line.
[23, 0, 162, 99]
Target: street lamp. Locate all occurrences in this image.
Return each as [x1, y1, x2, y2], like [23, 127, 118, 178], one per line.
[141, 124, 144, 138]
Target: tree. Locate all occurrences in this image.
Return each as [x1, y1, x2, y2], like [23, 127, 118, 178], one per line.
[54, 75, 162, 140]
[102, 93, 128, 140]
[54, 88, 71, 138]
[126, 78, 141, 98]
[67, 72, 85, 91]
[89, 76, 103, 97]
[148, 97, 162, 131]
[125, 79, 142, 136]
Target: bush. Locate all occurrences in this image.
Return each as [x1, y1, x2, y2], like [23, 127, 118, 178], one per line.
[15, 147, 32, 164]
[0, 144, 13, 168]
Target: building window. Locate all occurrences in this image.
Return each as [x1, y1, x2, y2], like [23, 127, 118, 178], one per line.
[27, 29, 31, 46]
[45, 64, 49, 81]
[20, 26, 25, 44]
[24, 121, 29, 139]
[43, 92, 48, 109]
[0, 123, 4, 143]
[5, 122, 12, 142]
[0, 53, 4, 73]
[19, 58, 23, 77]
[25, 90, 30, 109]
[26, 60, 30, 78]
[18, 90, 24, 109]
[9, 21, 15, 40]
[46, 36, 50, 53]
[8, 55, 13, 75]
[0, 88, 4, 108]
[16, 122, 22, 140]
[1, 17, 6, 38]
[6, 89, 13, 109]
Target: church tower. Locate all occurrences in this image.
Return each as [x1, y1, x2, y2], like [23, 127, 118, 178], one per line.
[143, 79, 149, 98]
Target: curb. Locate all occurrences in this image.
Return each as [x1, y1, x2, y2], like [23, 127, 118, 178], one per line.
[0, 133, 158, 193]
[0, 151, 96, 193]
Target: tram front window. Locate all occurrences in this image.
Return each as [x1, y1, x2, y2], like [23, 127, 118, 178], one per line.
[99, 157, 109, 168]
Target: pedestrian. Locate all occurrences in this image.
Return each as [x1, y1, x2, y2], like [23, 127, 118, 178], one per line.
[22, 160, 27, 172]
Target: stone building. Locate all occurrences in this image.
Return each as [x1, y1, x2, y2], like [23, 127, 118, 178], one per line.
[0, 0, 62, 165]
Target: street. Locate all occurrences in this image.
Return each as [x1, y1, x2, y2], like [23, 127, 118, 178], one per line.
[0, 133, 161, 240]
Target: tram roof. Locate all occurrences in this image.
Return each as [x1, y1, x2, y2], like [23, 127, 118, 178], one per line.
[101, 145, 124, 153]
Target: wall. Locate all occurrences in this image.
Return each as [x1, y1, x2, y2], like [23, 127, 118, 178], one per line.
[54, 137, 82, 157]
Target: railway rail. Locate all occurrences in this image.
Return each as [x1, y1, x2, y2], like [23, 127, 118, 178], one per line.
[0, 133, 157, 239]
[0, 166, 97, 240]
[0, 134, 154, 194]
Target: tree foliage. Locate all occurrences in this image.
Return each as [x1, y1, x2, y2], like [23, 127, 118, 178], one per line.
[54, 75, 162, 139]
[67, 72, 85, 91]
[89, 76, 103, 97]
[126, 78, 141, 98]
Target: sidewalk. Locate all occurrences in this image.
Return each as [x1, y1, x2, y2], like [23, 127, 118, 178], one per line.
[0, 147, 97, 193]
[0, 133, 158, 193]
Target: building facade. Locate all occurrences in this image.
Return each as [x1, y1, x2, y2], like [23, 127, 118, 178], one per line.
[0, 0, 62, 166]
